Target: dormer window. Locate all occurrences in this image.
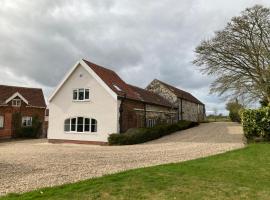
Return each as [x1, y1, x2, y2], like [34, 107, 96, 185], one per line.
[73, 88, 90, 101]
[12, 99, 21, 107]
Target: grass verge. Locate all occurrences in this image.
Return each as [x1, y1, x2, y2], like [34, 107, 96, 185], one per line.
[2, 144, 270, 200]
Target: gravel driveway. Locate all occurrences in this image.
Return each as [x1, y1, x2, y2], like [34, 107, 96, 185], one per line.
[0, 122, 244, 195]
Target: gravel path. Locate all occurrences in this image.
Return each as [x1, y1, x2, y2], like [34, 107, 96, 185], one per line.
[0, 122, 244, 195]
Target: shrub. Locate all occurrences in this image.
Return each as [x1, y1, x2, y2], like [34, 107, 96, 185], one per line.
[241, 107, 270, 139]
[108, 120, 199, 145]
[14, 115, 42, 138]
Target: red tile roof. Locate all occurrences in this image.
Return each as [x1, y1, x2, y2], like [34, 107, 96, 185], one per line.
[155, 79, 204, 105]
[83, 59, 174, 108]
[0, 85, 46, 107]
[83, 59, 140, 100]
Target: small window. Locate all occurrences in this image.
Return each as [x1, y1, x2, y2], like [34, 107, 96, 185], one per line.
[84, 118, 90, 132]
[77, 117, 84, 132]
[78, 89, 84, 100]
[85, 89, 90, 100]
[64, 119, 70, 132]
[73, 88, 90, 101]
[0, 116, 4, 128]
[113, 85, 122, 91]
[64, 117, 97, 133]
[147, 119, 156, 128]
[22, 116, 32, 127]
[71, 118, 76, 131]
[91, 119, 97, 132]
[12, 99, 21, 107]
[73, 90, 78, 100]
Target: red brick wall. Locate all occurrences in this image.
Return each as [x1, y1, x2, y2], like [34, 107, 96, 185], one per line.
[0, 102, 45, 139]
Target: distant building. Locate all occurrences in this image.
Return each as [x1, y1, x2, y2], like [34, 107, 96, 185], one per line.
[0, 85, 46, 139]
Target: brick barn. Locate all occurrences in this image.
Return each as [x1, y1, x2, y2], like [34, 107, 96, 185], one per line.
[0, 85, 46, 139]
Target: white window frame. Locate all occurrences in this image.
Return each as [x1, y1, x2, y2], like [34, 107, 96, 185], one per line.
[22, 116, 32, 127]
[72, 88, 90, 101]
[147, 119, 156, 128]
[0, 116, 4, 128]
[64, 117, 97, 133]
[12, 99, 21, 107]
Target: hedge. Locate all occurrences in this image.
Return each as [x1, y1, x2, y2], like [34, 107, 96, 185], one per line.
[108, 120, 199, 145]
[240, 106, 270, 139]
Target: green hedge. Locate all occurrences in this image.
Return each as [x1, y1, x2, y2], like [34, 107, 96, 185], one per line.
[108, 120, 199, 145]
[241, 107, 270, 139]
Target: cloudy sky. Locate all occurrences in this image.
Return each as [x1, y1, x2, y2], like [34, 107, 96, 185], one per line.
[1, 0, 270, 114]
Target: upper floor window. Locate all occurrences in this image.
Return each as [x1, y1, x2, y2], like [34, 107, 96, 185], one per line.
[64, 117, 97, 133]
[22, 116, 32, 127]
[0, 116, 4, 128]
[12, 99, 21, 107]
[73, 88, 90, 101]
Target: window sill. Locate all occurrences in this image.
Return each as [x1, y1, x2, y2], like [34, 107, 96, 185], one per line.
[72, 100, 91, 102]
[65, 131, 98, 134]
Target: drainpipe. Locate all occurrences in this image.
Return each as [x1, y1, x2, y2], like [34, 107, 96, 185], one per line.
[119, 93, 126, 133]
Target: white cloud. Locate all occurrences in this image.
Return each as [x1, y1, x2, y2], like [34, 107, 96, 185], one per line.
[0, 0, 270, 113]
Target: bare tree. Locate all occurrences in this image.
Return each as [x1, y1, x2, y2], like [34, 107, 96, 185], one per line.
[193, 5, 270, 104]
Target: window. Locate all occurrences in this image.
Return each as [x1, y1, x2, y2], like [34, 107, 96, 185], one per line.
[22, 116, 32, 127]
[0, 116, 4, 128]
[91, 119, 97, 132]
[113, 85, 122, 91]
[72, 89, 90, 101]
[12, 99, 21, 107]
[64, 117, 97, 133]
[147, 119, 156, 128]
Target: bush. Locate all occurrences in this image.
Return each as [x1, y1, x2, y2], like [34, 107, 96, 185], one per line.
[108, 120, 199, 145]
[14, 115, 42, 138]
[241, 107, 270, 139]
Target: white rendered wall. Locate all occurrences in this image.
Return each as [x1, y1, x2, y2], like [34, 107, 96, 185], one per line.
[48, 64, 118, 142]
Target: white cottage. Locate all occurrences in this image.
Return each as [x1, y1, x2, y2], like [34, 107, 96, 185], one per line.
[48, 59, 177, 144]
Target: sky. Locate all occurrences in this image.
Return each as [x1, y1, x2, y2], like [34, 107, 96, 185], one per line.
[1, 0, 270, 115]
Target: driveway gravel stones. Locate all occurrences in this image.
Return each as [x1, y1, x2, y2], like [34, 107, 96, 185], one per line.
[0, 122, 244, 196]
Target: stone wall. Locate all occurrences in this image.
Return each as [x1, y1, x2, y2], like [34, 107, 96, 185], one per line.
[146, 80, 178, 105]
[146, 80, 205, 122]
[181, 99, 199, 122]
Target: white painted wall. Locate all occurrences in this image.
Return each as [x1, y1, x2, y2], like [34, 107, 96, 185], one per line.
[48, 64, 118, 142]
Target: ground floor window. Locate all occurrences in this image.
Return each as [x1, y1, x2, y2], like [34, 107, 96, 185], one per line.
[22, 116, 32, 127]
[0, 116, 4, 128]
[64, 117, 97, 133]
[147, 119, 156, 128]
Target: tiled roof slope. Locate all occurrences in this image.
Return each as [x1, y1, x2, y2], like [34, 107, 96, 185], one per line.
[83, 59, 140, 100]
[0, 85, 46, 107]
[128, 84, 174, 108]
[155, 79, 204, 105]
[83, 59, 174, 108]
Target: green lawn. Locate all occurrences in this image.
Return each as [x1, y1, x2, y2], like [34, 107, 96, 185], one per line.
[2, 144, 270, 200]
